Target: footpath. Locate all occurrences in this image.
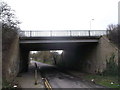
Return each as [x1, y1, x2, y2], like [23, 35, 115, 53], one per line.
[16, 62, 44, 89]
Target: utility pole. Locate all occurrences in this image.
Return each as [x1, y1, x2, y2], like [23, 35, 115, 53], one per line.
[90, 19, 94, 30]
[118, 1, 120, 24]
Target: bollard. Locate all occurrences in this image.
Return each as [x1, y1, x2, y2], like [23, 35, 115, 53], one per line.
[34, 63, 38, 85]
[34, 69, 37, 85]
[35, 63, 37, 68]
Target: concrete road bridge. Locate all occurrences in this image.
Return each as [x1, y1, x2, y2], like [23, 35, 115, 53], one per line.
[3, 30, 118, 83]
[19, 30, 106, 50]
[19, 30, 114, 73]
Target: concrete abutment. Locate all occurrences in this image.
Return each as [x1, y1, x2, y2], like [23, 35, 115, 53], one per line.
[3, 34, 20, 82]
[57, 36, 118, 74]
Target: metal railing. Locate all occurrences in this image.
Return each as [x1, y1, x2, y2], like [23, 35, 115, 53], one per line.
[19, 30, 107, 37]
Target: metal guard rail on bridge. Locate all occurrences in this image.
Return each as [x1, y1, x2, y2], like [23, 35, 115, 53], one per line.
[19, 30, 107, 37]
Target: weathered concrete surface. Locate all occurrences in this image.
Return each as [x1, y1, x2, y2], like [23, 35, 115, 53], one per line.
[2, 34, 20, 82]
[81, 36, 118, 73]
[57, 36, 118, 74]
[79, 36, 118, 73]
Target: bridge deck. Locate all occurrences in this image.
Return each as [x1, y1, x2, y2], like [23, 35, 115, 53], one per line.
[19, 30, 106, 50]
[20, 36, 100, 44]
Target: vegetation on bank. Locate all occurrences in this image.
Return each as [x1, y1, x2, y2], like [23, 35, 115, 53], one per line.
[1, 1, 20, 53]
[84, 74, 119, 88]
[102, 53, 118, 76]
[84, 52, 119, 88]
[2, 81, 13, 89]
[107, 24, 120, 46]
[2, 79, 20, 89]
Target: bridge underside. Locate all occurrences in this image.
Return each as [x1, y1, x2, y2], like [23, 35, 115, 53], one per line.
[20, 42, 98, 51]
[20, 36, 99, 50]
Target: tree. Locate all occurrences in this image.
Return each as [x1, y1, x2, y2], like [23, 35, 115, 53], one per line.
[107, 24, 120, 46]
[1, 2, 21, 48]
[40, 51, 51, 63]
[0, 2, 20, 33]
[51, 52, 59, 65]
[30, 51, 52, 62]
[29, 51, 62, 65]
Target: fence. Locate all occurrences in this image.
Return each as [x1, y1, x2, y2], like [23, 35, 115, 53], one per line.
[19, 30, 107, 37]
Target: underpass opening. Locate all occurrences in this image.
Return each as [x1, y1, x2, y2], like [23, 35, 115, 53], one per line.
[19, 43, 99, 74]
[19, 35, 100, 73]
[29, 50, 63, 66]
[26, 43, 98, 73]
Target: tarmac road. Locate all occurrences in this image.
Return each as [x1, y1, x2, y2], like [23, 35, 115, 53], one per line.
[32, 61, 109, 89]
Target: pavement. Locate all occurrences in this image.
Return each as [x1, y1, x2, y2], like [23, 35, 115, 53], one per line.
[16, 62, 44, 89]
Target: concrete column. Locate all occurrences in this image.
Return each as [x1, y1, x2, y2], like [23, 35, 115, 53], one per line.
[19, 49, 29, 73]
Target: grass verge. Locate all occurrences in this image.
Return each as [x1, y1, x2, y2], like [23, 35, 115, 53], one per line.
[84, 74, 120, 88]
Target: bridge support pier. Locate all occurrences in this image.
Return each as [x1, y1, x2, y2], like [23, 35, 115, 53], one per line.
[19, 49, 29, 73]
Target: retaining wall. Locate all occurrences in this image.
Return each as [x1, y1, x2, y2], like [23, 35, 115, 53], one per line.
[2, 33, 20, 82]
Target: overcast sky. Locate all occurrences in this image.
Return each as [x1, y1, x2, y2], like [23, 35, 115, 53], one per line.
[2, 0, 120, 30]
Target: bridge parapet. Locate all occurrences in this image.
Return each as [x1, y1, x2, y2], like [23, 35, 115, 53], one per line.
[19, 30, 107, 37]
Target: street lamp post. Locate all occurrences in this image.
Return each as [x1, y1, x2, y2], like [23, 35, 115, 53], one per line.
[90, 19, 94, 30]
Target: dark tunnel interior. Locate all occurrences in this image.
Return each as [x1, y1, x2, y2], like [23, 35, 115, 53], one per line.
[19, 41, 98, 73]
